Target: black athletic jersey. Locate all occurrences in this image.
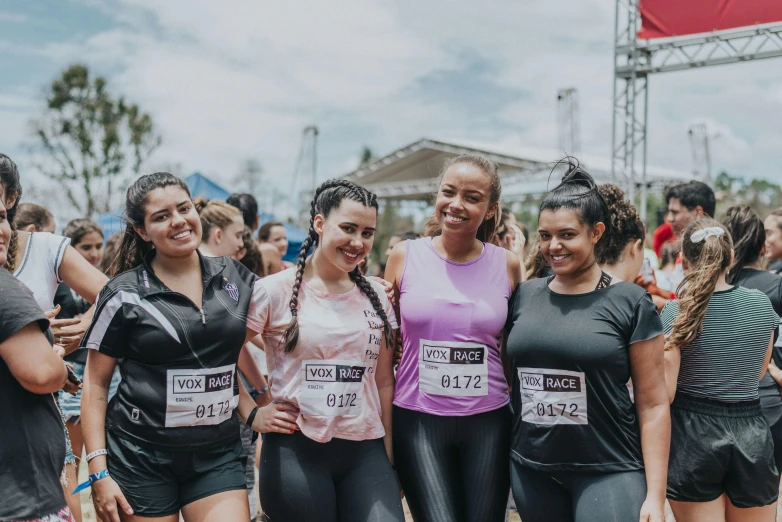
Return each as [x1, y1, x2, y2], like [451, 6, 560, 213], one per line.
[506, 277, 663, 472]
[81, 251, 257, 451]
[734, 269, 782, 425]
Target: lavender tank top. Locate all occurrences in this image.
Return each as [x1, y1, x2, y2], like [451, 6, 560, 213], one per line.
[393, 237, 511, 416]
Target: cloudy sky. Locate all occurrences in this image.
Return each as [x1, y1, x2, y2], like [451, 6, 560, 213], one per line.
[1, 0, 780, 216]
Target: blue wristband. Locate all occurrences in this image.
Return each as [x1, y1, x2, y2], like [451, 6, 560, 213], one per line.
[72, 469, 110, 494]
[250, 386, 268, 399]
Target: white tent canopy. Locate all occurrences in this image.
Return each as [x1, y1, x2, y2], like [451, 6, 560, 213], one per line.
[343, 138, 692, 201]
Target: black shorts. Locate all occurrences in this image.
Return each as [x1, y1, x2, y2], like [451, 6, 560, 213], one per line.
[106, 430, 247, 517]
[667, 393, 779, 508]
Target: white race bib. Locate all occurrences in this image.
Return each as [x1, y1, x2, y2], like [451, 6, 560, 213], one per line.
[419, 340, 488, 397]
[518, 368, 587, 425]
[299, 360, 365, 417]
[165, 363, 238, 427]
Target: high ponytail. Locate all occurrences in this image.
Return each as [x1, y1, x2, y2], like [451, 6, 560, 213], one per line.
[109, 172, 192, 276]
[666, 218, 733, 351]
[282, 178, 395, 353]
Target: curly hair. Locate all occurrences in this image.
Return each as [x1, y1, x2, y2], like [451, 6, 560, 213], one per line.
[595, 184, 645, 266]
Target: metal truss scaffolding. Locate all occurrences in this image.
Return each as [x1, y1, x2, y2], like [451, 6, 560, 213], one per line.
[611, 0, 782, 218]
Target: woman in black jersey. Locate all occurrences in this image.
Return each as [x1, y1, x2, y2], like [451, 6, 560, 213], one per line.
[724, 205, 782, 480]
[663, 218, 778, 522]
[505, 162, 670, 522]
[81, 173, 266, 522]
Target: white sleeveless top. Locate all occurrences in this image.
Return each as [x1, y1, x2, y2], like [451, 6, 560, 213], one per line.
[13, 232, 71, 310]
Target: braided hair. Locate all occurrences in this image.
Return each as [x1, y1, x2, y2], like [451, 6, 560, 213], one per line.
[283, 179, 394, 353]
[0, 154, 22, 272]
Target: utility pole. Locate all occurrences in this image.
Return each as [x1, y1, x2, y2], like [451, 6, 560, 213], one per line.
[688, 123, 717, 183]
[291, 125, 319, 226]
[557, 88, 581, 155]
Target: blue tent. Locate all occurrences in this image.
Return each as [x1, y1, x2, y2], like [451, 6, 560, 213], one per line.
[96, 173, 305, 261]
[259, 212, 308, 262]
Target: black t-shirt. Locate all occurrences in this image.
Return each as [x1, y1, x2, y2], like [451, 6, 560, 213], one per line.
[0, 269, 67, 520]
[506, 277, 663, 472]
[732, 269, 782, 424]
[81, 251, 257, 451]
[54, 282, 92, 364]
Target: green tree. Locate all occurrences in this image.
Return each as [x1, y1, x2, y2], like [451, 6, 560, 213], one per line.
[30, 64, 161, 216]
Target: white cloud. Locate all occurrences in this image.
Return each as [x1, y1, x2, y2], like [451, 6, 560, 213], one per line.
[2, 0, 781, 221]
[0, 11, 27, 23]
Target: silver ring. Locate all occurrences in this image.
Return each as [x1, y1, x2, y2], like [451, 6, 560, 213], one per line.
[58, 337, 63, 344]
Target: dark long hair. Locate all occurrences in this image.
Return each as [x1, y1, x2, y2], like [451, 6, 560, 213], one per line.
[723, 205, 765, 284]
[109, 172, 191, 276]
[283, 179, 394, 353]
[0, 154, 22, 272]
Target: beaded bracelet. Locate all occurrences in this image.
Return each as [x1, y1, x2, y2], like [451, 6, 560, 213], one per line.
[86, 449, 108, 462]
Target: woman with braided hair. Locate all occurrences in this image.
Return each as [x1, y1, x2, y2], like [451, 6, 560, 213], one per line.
[245, 178, 404, 522]
[385, 153, 522, 522]
[662, 218, 779, 522]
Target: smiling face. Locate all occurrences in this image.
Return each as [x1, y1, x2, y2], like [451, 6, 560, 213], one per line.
[74, 231, 104, 267]
[435, 163, 497, 238]
[134, 186, 202, 258]
[0, 199, 10, 267]
[538, 208, 604, 277]
[313, 199, 377, 274]
[267, 225, 289, 256]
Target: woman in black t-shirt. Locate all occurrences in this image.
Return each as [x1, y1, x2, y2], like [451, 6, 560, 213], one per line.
[80, 173, 269, 522]
[0, 197, 72, 521]
[724, 205, 782, 479]
[506, 162, 670, 522]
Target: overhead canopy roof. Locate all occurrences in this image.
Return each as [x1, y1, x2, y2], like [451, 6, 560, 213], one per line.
[342, 138, 692, 201]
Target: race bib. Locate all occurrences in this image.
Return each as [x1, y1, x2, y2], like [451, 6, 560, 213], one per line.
[518, 368, 587, 425]
[299, 360, 365, 417]
[419, 340, 488, 397]
[165, 363, 238, 428]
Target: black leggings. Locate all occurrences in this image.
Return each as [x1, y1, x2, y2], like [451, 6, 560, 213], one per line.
[510, 459, 647, 522]
[393, 405, 511, 522]
[259, 431, 404, 522]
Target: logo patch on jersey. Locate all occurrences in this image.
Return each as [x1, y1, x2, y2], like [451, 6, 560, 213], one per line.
[225, 282, 239, 301]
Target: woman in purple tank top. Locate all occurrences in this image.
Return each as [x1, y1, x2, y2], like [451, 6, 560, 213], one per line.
[385, 153, 523, 522]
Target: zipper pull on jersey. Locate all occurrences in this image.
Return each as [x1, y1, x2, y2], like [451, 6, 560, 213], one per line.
[200, 309, 206, 324]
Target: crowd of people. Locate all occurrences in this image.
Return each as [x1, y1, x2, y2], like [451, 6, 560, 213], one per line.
[1, 149, 781, 522]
